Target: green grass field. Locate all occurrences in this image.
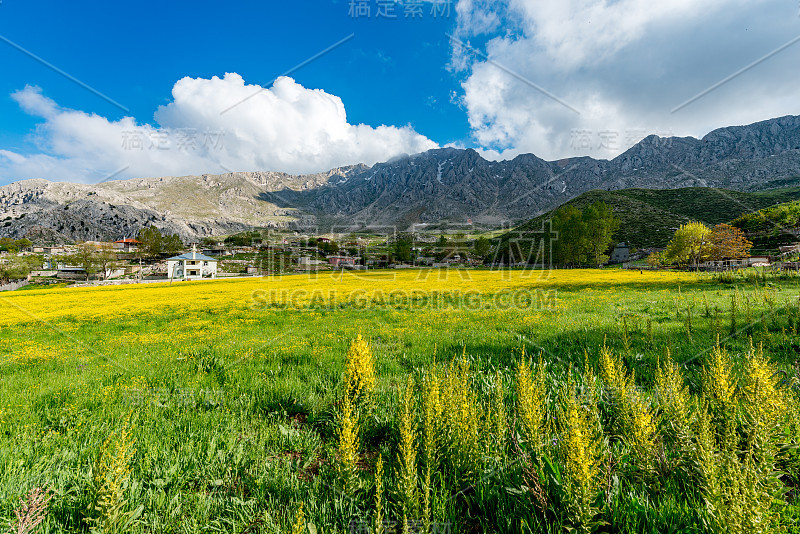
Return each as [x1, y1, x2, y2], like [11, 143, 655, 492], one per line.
[3, 268, 800, 533]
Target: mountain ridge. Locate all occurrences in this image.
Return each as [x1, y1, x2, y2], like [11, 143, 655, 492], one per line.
[3, 115, 800, 242]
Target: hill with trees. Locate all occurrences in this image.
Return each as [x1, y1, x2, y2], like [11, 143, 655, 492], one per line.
[730, 199, 800, 252]
[501, 187, 800, 251]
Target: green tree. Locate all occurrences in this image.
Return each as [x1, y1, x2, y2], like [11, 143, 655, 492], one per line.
[96, 244, 122, 280]
[392, 233, 414, 263]
[224, 231, 262, 247]
[453, 232, 468, 253]
[472, 236, 492, 259]
[0, 255, 42, 283]
[0, 238, 16, 252]
[318, 239, 340, 255]
[582, 201, 620, 266]
[552, 205, 587, 266]
[65, 242, 102, 281]
[162, 234, 184, 256]
[664, 222, 711, 268]
[646, 251, 664, 268]
[317, 239, 339, 256]
[137, 226, 164, 259]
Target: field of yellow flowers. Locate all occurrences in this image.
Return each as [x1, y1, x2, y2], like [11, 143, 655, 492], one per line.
[2, 267, 800, 533]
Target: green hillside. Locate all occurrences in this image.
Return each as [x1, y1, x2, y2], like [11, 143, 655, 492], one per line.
[505, 187, 800, 249]
[731, 199, 800, 251]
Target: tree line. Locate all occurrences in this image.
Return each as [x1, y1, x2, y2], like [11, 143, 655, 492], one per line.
[0, 238, 32, 253]
[650, 222, 752, 268]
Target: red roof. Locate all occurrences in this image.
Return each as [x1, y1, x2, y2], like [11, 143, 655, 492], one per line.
[115, 239, 140, 244]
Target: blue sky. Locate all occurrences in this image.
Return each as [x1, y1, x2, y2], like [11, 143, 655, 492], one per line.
[0, 0, 466, 149]
[1, 0, 799, 184]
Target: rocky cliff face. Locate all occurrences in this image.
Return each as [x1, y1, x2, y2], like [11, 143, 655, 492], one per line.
[3, 115, 800, 242]
[0, 167, 364, 242]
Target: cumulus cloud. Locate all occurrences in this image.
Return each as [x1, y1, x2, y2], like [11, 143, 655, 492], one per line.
[453, 0, 800, 161]
[0, 74, 437, 184]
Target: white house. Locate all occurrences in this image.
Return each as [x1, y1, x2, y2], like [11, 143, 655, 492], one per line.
[167, 245, 218, 281]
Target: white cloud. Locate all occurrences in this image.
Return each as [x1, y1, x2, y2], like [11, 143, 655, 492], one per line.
[506, 0, 736, 70]
[0, 74, 437, 184]
[454, 0, 800, 161]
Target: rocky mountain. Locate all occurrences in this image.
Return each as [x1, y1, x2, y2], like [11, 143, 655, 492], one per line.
[299, 115, 800, 230]
[3, 115, 800, 242]
[0, 167, 365, 242]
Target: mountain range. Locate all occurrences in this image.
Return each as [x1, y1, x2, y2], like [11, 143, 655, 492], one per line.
[3, 115, 800, 243]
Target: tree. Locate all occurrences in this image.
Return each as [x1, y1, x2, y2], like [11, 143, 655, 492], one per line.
[65, 242, 102, 281]
[664, 222, 711, 268]
[582, 201, 620, 266]
[707, 223, 752, 261]
[392, 234, 414, 263]
[472, 236, 492, 259]
[137, 226, 164, 259]
[162, 234, 184, 256]
[224, 231, 262, 247]
[646, 251, 664, 268]
[453, 232, 468, 253]
[0, 238, 17, 252]
[552, 205, 587, 266]
[0, 255, 42, 283]
[96, 244, 121, 280]
[318, 239, 340, 255]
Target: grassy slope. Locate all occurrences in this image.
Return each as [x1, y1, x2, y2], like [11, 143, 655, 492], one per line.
[507, 187, 800, 249]
[3, 271, 800, 532]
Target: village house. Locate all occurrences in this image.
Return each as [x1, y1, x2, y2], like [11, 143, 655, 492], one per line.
[297, 256, 328, 267]
[610, 242, 631, 264]
[747, 255, 772, 267]
[113, 239, 140, 252]
[166, 245, 218, 281]
[702, 255, 772, 270]
[54, 261, 124, 280]
[779, 244, 800, 257]
[328, 256, 359, 267]
[40, 246, 67, 255]
[202, 245, 227, 257]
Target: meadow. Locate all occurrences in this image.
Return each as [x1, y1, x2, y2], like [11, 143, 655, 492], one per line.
[2, 268, 800, 533]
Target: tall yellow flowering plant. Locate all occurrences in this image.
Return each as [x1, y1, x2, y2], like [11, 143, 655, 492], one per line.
[336, 335, 377, 492]
[557, 381, 606, 534]
[344, 334, 376, 406]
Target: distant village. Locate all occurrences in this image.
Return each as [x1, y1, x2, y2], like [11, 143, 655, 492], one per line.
[0, 228, 494, 290]
[3, 219, 800, 291]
